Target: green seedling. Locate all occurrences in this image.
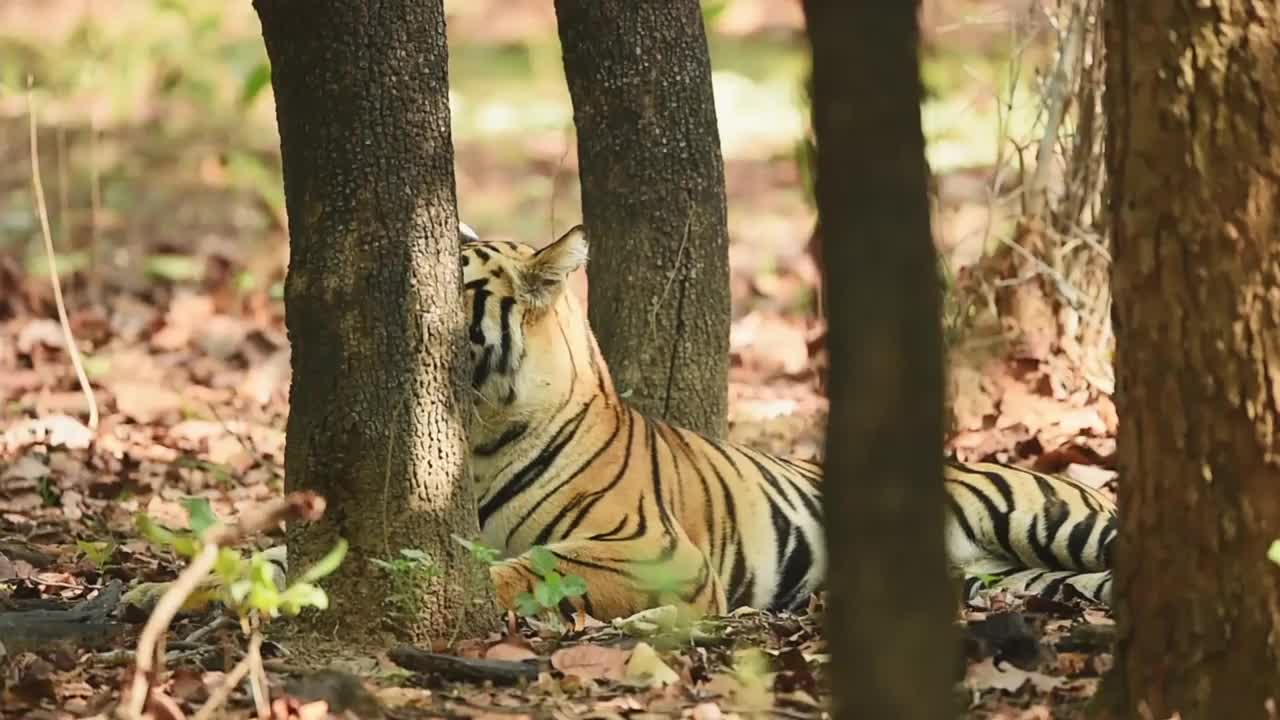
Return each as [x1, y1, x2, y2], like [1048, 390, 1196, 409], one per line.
[370, 548, 439, 618]
[514, 546, 588, 619]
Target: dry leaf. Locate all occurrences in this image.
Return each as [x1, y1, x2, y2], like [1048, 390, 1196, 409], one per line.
[485, 638, 538, 663]
[551, 643, 630, 682]
[623, 642, 679, 687]
[112, 381, 184, 424]
[965, 657, 1063, 693]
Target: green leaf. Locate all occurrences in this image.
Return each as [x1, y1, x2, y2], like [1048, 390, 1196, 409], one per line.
[533, 580, 559, 610]
[180, 496, 218, 538]
[227, 579, 253, 607]
[214, 547, 245, 582]
[239, 62, 271, 107]
[529, 546, 557, 576]
[279, 582, 328, 615]
[515, 592, 542, 617]
[246, 582, 280, 615]
[76, 540, 115, 569]
[561, 574, 588, 598]
[135, 513, 199, 556]
[298, 538, 348, 584]
[453, 534, 502, 565]
[144, 253, 203, 282]
[1268, 540, 1280, 566]
[399, 548, 430, 564]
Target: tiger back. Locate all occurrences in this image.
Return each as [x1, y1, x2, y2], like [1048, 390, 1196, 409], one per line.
[462, 226, 1118, 620]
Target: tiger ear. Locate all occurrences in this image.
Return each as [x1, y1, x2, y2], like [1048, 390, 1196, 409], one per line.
[520, 225, 588, 309]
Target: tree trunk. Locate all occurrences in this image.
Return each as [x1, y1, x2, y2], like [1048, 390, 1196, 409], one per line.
[802, 2, 957, 719]
[1103, 1, 1280, 717]
[254, 0, 497, 645]
[553, 0, 731, 438]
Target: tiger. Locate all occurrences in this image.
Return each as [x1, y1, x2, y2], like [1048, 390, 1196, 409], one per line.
[124, 222, 1117, 622]
[464, 224, 1116, 620]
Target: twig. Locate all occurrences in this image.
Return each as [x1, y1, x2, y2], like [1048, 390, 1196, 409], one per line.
[549, 120, 573, 241]
[119, 492, 327, 720]
[192, 645, 255, 720]
[27, 79, 99, 431]
[649, 197, 694, 343]
[1025, 3, 1083, 219]
[183, 614, 234, 644]
[247, 629, 270, 719]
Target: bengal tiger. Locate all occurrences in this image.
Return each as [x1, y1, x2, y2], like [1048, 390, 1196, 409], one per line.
[125, 223, 1117, 622]
[464, 225, 1116, 620]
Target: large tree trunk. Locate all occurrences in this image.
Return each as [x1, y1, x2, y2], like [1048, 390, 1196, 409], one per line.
[254, 0, 497, 644]
[1104, 1, 1280, 716]
[553, 0, 731, 438]
[802, 2, 957, 718]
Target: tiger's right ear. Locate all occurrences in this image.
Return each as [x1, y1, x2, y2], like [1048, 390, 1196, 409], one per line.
[459, 221, 480, 244]
[520, 225, 588, 309]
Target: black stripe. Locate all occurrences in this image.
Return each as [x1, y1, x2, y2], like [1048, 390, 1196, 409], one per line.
[538, 408, 634, 543]
[497, 297, 517, 373]
[468, 288, 490, 344]
[1025, 476, 1070, 570]
[1038, 574, 1070, 600]
[951, 478, 1019, 563]
[478, 404, 592, 528]
[1064, 508, 1099, 570]
[474, 422, 528, 457]
[472, 346, 493, 388]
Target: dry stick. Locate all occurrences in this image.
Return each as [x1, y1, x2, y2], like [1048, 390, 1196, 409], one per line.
[28, 82, 99, 430]
[1025, 4, 1083, 220]
[119, 492, 327, 720]
[191, 646, 254, 720]
[246, 630, 270, 719]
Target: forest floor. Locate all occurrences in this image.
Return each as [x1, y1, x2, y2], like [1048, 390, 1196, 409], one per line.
[1, 1, 1119, 718]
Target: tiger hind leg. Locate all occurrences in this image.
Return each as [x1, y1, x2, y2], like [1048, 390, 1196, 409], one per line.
[960, 560, 1112, 605]
[489, 537, 728, 621]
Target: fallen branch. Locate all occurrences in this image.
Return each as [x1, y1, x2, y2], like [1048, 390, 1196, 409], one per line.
[389, 645, 542, 684]
[118, 492, 327, 720]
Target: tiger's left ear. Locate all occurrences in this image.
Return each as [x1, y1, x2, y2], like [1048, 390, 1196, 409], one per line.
[520, 225, 588, 309]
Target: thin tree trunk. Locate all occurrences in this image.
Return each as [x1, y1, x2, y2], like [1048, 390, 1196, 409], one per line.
[254, 0, 497, 644]
[802, 2, 957, 718]
[553, 0, 731, 438]
[1103, 1, 1280, 716]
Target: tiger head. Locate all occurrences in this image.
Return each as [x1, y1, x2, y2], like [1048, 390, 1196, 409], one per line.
[459, 225, 599, 442]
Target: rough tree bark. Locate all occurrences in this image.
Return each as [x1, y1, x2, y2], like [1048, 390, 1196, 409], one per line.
[802, 1, 957, 718]
[553, 0, 731, 438]
[254, 0, 497, 644]
[1103, 1, 1280, 717]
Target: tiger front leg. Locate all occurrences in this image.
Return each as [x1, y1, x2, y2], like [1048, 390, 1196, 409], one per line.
[489, 537, 727, 621]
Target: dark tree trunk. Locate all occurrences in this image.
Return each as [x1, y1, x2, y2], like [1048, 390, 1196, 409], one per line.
[553, 0, 731, 438]
[254, 0, 497, 644]
[802, 2, 957, 718]
[1103, 1, 1280, 717]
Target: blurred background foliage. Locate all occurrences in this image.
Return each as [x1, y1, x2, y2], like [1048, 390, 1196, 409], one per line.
[0, 0, 1051, 324]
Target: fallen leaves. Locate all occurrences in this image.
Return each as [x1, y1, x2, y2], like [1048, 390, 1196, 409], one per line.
[550, 643, 629, 682]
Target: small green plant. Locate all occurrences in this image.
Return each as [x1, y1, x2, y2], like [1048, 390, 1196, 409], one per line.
[134, 496, 346, 619]
[370, 548, 439, 618]
[76, 539, 117, 570]
[514, 546, 588, 619]
[453, 534, 502, 565]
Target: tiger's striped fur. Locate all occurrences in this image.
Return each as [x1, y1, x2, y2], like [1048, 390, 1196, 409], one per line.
[464, 226, 1117, 620]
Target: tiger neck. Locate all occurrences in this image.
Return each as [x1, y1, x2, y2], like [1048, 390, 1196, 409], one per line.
[467, 314, 622, 495]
